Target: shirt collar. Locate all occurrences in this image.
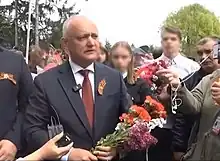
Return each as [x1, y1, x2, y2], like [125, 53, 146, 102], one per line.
[36, 65, 44, 74]
[159, 53, 182, 64]
[122, 72, 128, 79]
[69, 59, 95, 74]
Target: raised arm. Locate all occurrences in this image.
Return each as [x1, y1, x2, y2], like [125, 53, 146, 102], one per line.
[177, 75, 210, 114]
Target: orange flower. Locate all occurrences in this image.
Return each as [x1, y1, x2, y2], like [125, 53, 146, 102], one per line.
[119, 113, 134, 125]
[144, 96, 167, 119]
[130, 105, 151, 122]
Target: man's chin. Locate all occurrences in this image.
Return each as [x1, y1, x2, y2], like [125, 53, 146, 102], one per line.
[83, 56, 98, 63]
[202, 65, 215, 74]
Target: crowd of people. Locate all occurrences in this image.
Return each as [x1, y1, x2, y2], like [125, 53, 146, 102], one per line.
[0, 15, 220, 161]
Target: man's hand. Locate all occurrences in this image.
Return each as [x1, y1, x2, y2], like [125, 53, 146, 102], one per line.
[173, 152, 185, 161]
[0, 140, 17, 161]
[211, 81, 220, 105]
[68, 148, 97, 161]
[156, 69, 181, 88]
[157, 85, 170, 103]
[93, 146, 117, 161]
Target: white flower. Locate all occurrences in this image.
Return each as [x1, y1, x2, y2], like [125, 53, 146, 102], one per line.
[147, 118, 167, 131]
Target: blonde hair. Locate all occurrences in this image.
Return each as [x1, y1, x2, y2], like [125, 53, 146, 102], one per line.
[110, 41, 136, 84]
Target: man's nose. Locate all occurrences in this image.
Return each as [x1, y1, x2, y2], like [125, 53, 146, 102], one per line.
[87, 36, 96, 46]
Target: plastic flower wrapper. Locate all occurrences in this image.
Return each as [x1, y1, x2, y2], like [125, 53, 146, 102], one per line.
[136, 60, 168, 94]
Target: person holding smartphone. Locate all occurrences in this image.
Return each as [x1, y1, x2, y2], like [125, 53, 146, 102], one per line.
[17, 133, 73, 161]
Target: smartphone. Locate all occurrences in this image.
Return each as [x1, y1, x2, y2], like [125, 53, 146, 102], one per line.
[213, 41, 220, 63]
[56, 133, 72, 147]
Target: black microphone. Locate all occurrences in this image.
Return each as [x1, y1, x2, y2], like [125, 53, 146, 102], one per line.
[73, 84, 82, 92]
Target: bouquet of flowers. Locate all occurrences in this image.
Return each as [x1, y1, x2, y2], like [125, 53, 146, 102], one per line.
[135, 60, 168, 93]
[91, 96, 167, 156]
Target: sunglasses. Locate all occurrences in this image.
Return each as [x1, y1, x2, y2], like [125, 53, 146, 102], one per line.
[197, 49, 212, 55]
[162, 37, 178, 41]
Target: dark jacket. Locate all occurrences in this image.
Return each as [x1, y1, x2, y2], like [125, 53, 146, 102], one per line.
[0, 46, 33, 151]
[124, 77, 152, 106]
[172, 68, 207, 152]
[24, 62, 130, 155]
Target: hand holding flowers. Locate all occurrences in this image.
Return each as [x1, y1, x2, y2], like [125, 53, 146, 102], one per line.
[136, 60, 168, 94]
[91, 96, 167, 159]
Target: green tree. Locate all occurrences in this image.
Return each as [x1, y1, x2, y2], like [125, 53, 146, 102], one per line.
[0, 0, 79, 50]
[0, 14, 14, 47]
[105, 39, 112, 51]
[163, 3, 220, 56]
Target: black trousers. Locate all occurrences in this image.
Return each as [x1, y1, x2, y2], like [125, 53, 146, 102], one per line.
[148, 128, 173, 161]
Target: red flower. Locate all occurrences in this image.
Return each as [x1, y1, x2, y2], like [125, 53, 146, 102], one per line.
[119, 113, 134, 125]
[136, 60, 167, 92]
[130, 105, 151, 122]
[144, 96, 167, 119]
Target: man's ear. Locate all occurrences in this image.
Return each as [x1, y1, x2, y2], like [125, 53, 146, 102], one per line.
[60, 37, 68, 52]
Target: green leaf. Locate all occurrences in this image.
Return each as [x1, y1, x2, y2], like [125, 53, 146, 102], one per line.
[163, 3, 220, 57]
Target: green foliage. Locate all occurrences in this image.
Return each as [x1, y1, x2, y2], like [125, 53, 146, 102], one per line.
[0, 0, 79, 50]
[0, 14, 14, 46]
[163, 3, 220, 56]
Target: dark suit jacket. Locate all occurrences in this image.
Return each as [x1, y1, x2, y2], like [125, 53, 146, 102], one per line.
[172, 68, 207, 152]
[24, 61, 130, 153]
[0, 46, 33, 150]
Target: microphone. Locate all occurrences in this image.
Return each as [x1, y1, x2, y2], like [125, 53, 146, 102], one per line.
[47, 104, 73, 147]
[73, 84, 82, 92]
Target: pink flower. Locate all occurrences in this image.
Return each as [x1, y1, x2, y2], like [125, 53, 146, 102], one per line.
[43, 63, 58, 72]
[122, 121, 157, 151]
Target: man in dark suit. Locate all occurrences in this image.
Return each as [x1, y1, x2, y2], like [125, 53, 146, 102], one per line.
[24, 16, 130, 161]
[0, 46, 33, 160]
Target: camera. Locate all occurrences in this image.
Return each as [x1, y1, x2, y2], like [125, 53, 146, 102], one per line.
[213, 40, 220, 63]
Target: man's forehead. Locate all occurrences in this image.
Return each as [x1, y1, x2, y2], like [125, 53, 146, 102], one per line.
[74, 27, 98, 35]
[198, 40, 216, 49]
[162, 32, 178, 37]
[70, 20, 98, 35]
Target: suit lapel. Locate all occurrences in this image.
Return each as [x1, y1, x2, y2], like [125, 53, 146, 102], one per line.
[57, 62, 92, 138]
[94, 63, 107, 134]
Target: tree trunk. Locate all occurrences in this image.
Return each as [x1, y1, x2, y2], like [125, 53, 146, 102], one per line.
[15, 0, 18, 46]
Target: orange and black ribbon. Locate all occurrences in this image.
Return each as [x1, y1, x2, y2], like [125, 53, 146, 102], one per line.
[98, 79, 106, 95]
[0, 72, 16, 85]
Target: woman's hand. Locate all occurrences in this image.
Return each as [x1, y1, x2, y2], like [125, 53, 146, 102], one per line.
[211, 81, 220, 105]
[39, 132, 73, 160]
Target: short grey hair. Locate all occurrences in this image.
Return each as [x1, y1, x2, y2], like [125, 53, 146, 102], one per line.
[197, 36, 219, 46]
[62, 15, 76, 37]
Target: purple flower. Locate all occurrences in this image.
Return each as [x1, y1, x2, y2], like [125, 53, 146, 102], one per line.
[123, 121, 158, 151]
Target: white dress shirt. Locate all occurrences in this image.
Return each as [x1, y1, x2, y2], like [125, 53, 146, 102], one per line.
[31, 73, 37, 80]
[36, 65, 44, 74]
[157, 54, 200, 79]
[61, 60, 95, 161]
[122, 72, 128, 79]
[69, 60, 95, 100]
